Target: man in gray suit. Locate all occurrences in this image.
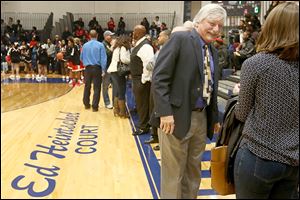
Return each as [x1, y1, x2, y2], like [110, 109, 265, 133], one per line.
[151, 4, 227, 199]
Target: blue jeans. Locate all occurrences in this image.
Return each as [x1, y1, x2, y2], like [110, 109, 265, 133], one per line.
[234, 143, 299, 199]
[102, 72, 112, 106]
[111, 72, 126, 100]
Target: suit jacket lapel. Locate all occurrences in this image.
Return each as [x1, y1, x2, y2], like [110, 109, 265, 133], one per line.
[191, 29, 204, 81]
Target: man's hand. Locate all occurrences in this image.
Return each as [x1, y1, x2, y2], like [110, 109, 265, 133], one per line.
[234, 51, 241, 57]
[214, 123, 221, 134]
[102, 71, 106, 77]
[233, 83, 240, 94]
[160, 115, 175, 135]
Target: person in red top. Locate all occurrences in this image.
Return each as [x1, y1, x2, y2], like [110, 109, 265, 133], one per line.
[74, 24, 85, 40]
[29, 35, 37, 49]
[107, 17, 115, 32]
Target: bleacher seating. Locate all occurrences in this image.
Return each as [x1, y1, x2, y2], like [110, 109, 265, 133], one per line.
[217, 69, 241, 122]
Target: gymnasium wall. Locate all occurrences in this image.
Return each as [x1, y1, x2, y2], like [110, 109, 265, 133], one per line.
[1, 1, 184, 29]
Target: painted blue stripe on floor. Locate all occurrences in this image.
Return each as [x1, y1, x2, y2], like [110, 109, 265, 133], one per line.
[201, 170, 211, 178]
[1, 77, 67, 84]
[139, 134, 161, 195]
[202, 151, 211, 161]
[134, 135, 159, 199]
[198, 189, 217, 196]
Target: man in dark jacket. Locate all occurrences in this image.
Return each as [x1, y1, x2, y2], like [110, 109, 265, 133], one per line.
[151, 4, 226, 199]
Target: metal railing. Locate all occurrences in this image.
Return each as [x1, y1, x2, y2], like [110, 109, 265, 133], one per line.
[1, 12, 49, 30]
[73, 12, 175, 31]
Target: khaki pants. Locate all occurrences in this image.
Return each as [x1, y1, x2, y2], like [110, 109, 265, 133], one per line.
[158, 110, 207, 199]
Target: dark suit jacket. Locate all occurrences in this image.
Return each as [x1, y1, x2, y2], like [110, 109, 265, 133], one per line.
[150, 29, 219, 140]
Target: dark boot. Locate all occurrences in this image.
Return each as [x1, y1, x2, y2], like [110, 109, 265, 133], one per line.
[118, 100, 129, 118]
[113, 97, 119, 117]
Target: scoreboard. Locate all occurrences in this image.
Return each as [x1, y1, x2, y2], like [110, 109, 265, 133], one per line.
[211, 1, 261, 16]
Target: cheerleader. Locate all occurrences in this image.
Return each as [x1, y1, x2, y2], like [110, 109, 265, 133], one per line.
[20, 45, 33, 79]
[8, 42, 21, 80]
[74, 37, 85, 84]
[65, 38, 81, 86]
[36, 44, 49, 81]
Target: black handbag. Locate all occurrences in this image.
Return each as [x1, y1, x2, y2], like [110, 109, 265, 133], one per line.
[117, 49, 130, 76]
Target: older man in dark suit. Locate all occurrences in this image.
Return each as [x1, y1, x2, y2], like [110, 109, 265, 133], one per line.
[151, 4, 227, 199]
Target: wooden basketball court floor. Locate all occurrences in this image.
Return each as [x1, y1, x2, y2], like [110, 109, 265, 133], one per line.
[1, 74, 236, 199]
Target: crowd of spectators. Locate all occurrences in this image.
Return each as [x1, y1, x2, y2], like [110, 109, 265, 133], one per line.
[1, 15, 169, 83]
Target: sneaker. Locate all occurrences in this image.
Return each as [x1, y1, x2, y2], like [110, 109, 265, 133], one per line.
[25, 74, 30, 79]
[32, 74, 35, 79]
[77, 80, 83, 85]
[81, 75, 84, 80]
[9, 75, 15, 80]
[16, 75, 20, 80]
[62, 76, 65, 80]
[105, 104, 113, 109]
[44, 76, 47, 81]
[36, 76, 42, 82]
[68, 79, 73, 85]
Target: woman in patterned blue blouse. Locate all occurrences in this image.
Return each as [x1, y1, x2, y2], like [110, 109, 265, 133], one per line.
[233, 2, 299, 199]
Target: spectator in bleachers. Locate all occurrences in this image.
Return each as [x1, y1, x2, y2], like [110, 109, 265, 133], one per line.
[117, 17, 126, 36]
[213, 37, 229, 80]
[30, 26, 39, 41]
[149, 21, 158, 38]
[74, 24, 85, 40]
[1, 19, 7, 37]
[18, 30, 28, 43]
[160, 22, 168, 31]
[29, 35, 38, 49]
[95, 24, 104, 42]
[88, 16, 98, 31]
[73, 17, 84, 30]
[250, 15, 261, 32]
[7, 17, 13, 34]
[46, 38, 56, 74]
[233, 2, 298, 199]
[238, 19, 247, 44]
[141, 17, 150, 34]
[246, 22, 259, 43]
[233, 31, 255, 71]
[12, 19, 22, 37]
[244, 13, 252, 24]
[107, 17, 116, 33]
[264, 1, 281, 20]
[153, 16, 161, 34]
[62, 27, 73, 43]
[53, 34, 60, 45]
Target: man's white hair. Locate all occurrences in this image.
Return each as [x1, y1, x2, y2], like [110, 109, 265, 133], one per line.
[193, 4, 227, 27]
